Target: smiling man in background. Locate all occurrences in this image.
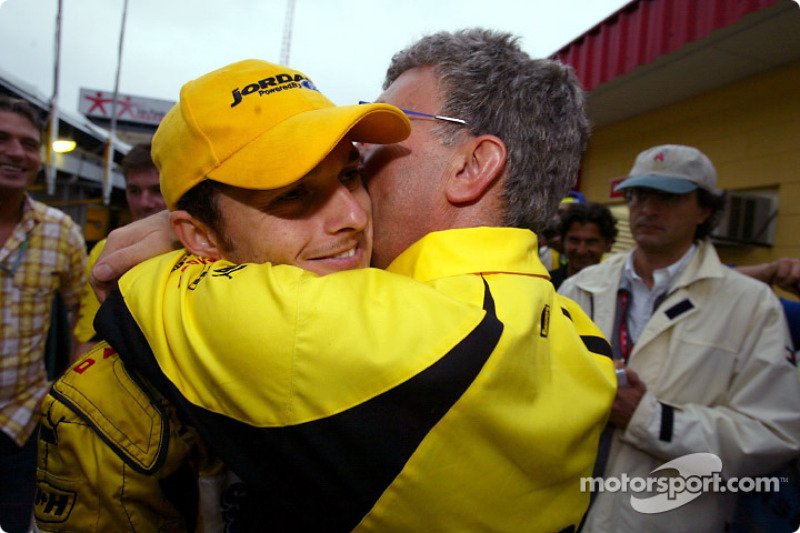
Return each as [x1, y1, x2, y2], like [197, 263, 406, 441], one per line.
[549, 201, 617, 289]
[0, 96, 86, 533]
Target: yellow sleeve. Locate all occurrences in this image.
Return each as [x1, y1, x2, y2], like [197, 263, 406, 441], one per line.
[35, 342, 198, 532]
[73, 240, 106, 343]
[557, 293, 613, 354]
[119, 252, 488, 427]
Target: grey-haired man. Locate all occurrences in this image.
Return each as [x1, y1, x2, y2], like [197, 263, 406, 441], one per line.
[85, 29, 618, 532]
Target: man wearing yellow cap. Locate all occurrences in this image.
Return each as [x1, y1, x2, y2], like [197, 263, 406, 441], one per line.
[35, 60, 411, 531]
[61, 29, 617, 533]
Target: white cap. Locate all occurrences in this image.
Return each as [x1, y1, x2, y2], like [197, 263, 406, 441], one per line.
[615, 145, 721, 196]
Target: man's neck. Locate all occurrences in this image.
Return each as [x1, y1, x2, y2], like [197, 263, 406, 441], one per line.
[631, 243, 693, 289]
[566, 261, 579, 278]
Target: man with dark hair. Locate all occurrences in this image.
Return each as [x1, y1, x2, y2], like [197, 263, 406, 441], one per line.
[73, 143, 166, 355]
[72, 142, 167, 355]
[539, 192, 586, 273]
[87, 29, 616, 532]
[121, 142, 166, 220]
[0, 95, 86, 533]
[559, 144, 800, 532]
[550, 202, 617, 288]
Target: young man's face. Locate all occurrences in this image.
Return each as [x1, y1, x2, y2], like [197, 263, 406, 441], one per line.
[563, 221, 611, 275]
[213, 139, 372, 276]
[126, 167, 166, 221]
[0, 110, 42, 192]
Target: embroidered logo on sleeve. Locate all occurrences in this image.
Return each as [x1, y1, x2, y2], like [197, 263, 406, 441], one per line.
[34, 481, 77, 523]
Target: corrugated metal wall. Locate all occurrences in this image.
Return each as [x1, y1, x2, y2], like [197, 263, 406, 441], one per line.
[552, 0, 779, 91]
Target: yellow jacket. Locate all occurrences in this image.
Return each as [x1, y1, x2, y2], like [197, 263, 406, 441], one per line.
[72, 239, 106, 343]
[95, 227, 615, 532]
[35, 342, 202, 531]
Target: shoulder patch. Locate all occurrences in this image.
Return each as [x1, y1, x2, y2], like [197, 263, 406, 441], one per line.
[540, 305, 550, 337]
[50, 342, 169, 473]
[664, 299, 694, 320]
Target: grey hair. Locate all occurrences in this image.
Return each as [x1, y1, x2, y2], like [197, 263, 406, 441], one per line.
[384, 28, 590, 234]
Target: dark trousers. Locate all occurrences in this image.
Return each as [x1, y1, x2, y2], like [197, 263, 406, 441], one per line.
[0, 429, 37, 533]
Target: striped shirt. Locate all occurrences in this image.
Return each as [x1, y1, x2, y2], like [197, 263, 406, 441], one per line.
[1, 196, 86, 446]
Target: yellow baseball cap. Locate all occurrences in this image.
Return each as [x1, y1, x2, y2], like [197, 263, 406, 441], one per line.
[153, 59, 411, 210]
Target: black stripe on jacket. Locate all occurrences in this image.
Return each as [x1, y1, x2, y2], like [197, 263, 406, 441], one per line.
[97, 278, 504, 532]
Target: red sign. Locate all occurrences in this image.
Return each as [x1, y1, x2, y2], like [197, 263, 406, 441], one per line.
[609, 177, 626, 199]
[79, 88, 174, 126]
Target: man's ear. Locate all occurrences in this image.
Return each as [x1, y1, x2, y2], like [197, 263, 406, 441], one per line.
[170, 210, 223, 260]
[445, 134, 507, 204]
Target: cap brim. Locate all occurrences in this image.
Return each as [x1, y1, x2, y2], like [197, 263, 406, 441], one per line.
[208, 103, 411, 191]
[614, 175, 698, 194]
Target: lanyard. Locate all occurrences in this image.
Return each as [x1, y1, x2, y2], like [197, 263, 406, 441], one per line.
[0, 234, 31, 276]
[618, 289, 634, 362]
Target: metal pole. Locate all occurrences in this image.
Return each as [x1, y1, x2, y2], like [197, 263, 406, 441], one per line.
[103, 0, 129, 205]
[46, 0, 63, 195]
[280, 0, 296, 65]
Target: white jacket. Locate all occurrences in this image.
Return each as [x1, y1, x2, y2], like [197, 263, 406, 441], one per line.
[560, 239, 800, 532]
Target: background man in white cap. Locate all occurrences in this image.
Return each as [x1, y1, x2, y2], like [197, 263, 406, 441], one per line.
[559, 144, 800, 532]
